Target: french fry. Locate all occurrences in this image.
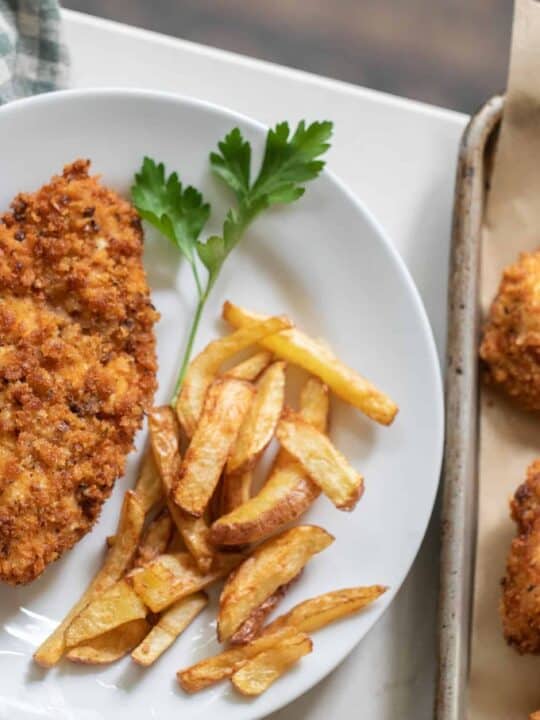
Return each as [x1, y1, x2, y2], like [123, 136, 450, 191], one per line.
[222, 301, 398, 425]
[264, 586, 387, 635]
[128, 551, 243, 613]
[132, 592, 208, 666]
[167, 531, 187, 553]
[148, 406, 215, 572]
[176, 316, 292, 436]
[530, 712, 540, 720]
[226, 361, 286, 476]
[132, 508, 173, 569]
[65, 579, 147, 648]
[209, 476, 225, 523]
[230, 575, 300, 645]
[211, 466, 320, 547]
[175, 515, 215, 573]
[173, 379, 254, 517]
[224, 350, 273, 381]
[107, 449, 163, 548]
[220, 470, 253, 516]
[177, 625, 298, 692]
[217, 525, 333, 642]
[134, 446, 164, 514]
[210, 378, 328, 546]
[299, 377, 330, 431]
[231, 632, 312, 696]
[65, 619, 150, 665]
[276, 409, 364, 510]
[33, 490, 145, 667]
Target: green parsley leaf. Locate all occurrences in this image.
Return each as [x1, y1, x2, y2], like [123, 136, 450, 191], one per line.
[196, 234, 226, 286]
[251, 120, 332, 206]
[133, 120, 332, 405]
[131, 157, 211, 266]
[210, 120, 332, 217]
[195, 206, 251, 291]
[209, 128, 251, 202]
[200, 120, 333, 284]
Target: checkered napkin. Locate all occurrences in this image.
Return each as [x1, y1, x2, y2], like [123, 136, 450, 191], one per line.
[0, 0, 68, 104]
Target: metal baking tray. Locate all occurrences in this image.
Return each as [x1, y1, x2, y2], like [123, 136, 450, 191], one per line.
[436, 95, 504, 720]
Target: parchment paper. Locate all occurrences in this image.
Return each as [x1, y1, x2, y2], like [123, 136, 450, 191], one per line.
[469, 0, 540, 716]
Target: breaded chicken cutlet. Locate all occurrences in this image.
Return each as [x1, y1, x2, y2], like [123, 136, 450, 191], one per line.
[480, 250, 540, 410]
[501, 460, 540, 653]
[0, 160, 158, 585]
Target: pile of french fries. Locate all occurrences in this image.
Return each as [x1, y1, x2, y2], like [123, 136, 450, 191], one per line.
[33, 300, 397, 697]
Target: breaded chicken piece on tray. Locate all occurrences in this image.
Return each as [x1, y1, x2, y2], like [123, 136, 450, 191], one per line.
[0, 160, 158, 585]
[480, 250, 540, 410]
[501, 459, 540, 653]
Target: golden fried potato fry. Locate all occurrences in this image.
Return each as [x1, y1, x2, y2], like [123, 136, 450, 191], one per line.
[177, 316, 292, 436]
[133, 508, 173, 569]
[217, 525, 333, 641]
[173, 379, 254, 517]
[177, 625, 297, 692]
[299, 377, 330, 431]
[131, 592, 208, 666]
[65, 579, 147, 648]
[530, 712, 540, 720]
[231, 632, 312, 696]
[276, 409, 364, 510]
[227, 361, 286, 476]
[220, 470, 253, 516]
[167, 531, 187, 553]
[230, 575, 299, 645]
[134, 446, 164, 515]
[128, 552, 243, 613]
[33, 490, 145, 667]
[66, 619, 150, 665]
[222, 301, 398, 425]
[107, 449, 164, 548]
[148, 406, 215, 572]
[264, 586, 387, 635]
[209, 378, 328, 546]
[171, 513, 214, 573]
[148, 406, 180, 478]
[224, 351, 273, 381]
[211, 464, 318, 547]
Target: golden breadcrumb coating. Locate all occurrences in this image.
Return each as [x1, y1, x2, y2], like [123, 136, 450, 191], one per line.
[501, 459, 540, 653]
[480, 251, 540, 410]
[0, 160, 158, 585]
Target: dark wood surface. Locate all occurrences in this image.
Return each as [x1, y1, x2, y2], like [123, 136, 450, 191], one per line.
[63, 0, 513, 113]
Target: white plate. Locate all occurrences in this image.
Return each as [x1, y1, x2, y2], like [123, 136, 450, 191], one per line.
[0, 89, 443, 720]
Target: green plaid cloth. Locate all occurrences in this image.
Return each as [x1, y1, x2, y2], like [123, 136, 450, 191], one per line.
[0, 0, 68, 104]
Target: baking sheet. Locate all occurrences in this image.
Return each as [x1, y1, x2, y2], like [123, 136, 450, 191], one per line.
[437, 94, 502, 720]
[469, 0, 540, 716]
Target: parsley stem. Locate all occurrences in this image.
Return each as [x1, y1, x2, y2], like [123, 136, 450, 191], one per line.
[192, 261, 203, 298]
[170, 289, 208, 408]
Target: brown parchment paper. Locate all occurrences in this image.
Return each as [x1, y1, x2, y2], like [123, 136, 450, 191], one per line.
[469, 0, 540, 717]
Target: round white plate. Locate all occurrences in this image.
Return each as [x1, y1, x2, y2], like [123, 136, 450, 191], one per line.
[0, 89, 443, 720]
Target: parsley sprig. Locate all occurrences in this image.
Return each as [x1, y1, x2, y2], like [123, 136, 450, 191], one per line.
[132, 120, 333, 406]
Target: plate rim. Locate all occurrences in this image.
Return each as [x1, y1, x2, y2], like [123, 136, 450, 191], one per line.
[0, 87, 444, 719]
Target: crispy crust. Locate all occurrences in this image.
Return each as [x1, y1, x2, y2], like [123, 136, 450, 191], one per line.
[480, 251, 540, 410]
[0, 160, 158, 584]
[501, 460, 540, 652]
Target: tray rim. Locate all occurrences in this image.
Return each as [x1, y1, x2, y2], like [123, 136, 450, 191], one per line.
[436, 94, 504, 720]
